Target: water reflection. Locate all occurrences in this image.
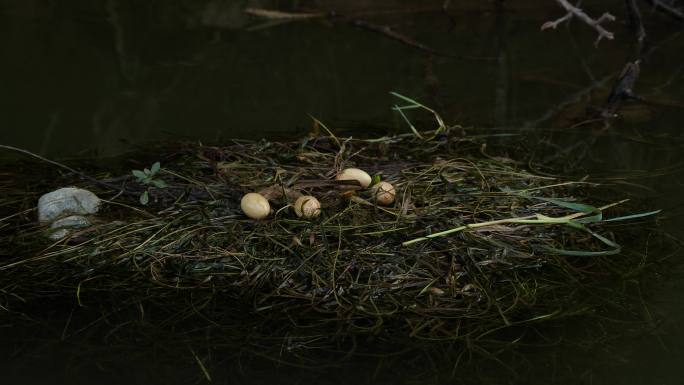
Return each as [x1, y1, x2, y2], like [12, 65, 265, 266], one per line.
[6, 1, 683, 157]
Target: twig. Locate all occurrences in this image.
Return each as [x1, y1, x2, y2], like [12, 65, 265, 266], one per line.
[0, 144, 130, 194]
[625, 0, 647, 43]
[600, 60, 642, 119]
[542, 0, 616, 46]
[642, 0, 684, 20]
[347, 19, 452, 57]
[526, 26, 682, 129]
[244, 7, 492, 60]
[541, 9, 574, 30]
[522, 41, 613, 128]
[244, 8, 325, 20]
[244, 7, 445, 55]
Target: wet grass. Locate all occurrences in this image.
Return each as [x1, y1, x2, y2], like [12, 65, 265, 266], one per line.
[0, 121, 665, 377]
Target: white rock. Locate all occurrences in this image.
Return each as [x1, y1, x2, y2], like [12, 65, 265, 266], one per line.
[38, 187, 101, 223]
[48, 228, 71, 241]
[48, 215, 92, 240]
[51, 215, 91, 229]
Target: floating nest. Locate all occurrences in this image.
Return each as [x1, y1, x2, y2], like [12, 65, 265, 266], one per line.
[0, 129, 661, 364]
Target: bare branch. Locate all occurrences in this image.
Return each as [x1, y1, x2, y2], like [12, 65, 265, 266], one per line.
[542, 0, 616, 46]
[600, 60, 642, 119]
[625, 0, 647, 43]
[541, 11, 573, 30]
[642, 0, 684, 21]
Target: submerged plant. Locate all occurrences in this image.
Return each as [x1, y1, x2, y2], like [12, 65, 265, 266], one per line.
[132, 161, 167, 205]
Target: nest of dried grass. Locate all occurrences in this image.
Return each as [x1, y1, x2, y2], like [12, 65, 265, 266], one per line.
[0, 128, 660, 362]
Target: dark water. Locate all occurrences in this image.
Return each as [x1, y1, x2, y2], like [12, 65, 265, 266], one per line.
[1, 1, 684, 384]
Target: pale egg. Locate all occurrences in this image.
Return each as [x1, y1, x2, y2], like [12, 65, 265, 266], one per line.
[371, 181, 396, 206]
[294, 195, 321, 219]
[336, 168, 372, 188]
[240, 192, 270, 219]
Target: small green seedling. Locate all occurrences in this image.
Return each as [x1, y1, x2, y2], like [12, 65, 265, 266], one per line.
[132, 161, 168, 205]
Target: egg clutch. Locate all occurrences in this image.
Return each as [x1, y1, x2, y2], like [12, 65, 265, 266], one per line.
[239, 168, 395, 220]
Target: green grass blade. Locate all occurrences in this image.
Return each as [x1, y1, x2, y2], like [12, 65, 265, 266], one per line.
[393, 104, 424, 139]
[603, 209, 662, 222]
[574, 212, 604, 224]
[543, 246, 621, 256]
[584, 226, 620, 249]
[528, 196, 598, 213]
[391, 105, 423, 111]
[389, 91, 427, 108]
[566, 221, 620, 248]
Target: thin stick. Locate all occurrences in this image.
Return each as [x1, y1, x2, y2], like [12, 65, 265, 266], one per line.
[0, 144, 129, 194]
[625, 0, 647, 43]
[542, 0, 616, 46]
[244, 8, 326, 20]
[642, 0, 684, 21]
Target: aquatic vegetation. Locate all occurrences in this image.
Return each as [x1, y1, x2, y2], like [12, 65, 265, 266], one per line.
[0, 123, 663, 371]
[0, 91, 665, 375]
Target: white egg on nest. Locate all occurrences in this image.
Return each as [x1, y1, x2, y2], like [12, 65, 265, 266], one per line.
[240, 192, 270, 219]
[371, 181, 396, 206]
[335, 168, 372, 188]
[294, 195, 321, 219]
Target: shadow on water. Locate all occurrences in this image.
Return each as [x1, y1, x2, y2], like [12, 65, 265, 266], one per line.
[1, 1, 684, 384]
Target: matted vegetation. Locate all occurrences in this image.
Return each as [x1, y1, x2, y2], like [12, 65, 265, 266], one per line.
[0, 131, 660, 346]
[0, 97, 664, 372]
